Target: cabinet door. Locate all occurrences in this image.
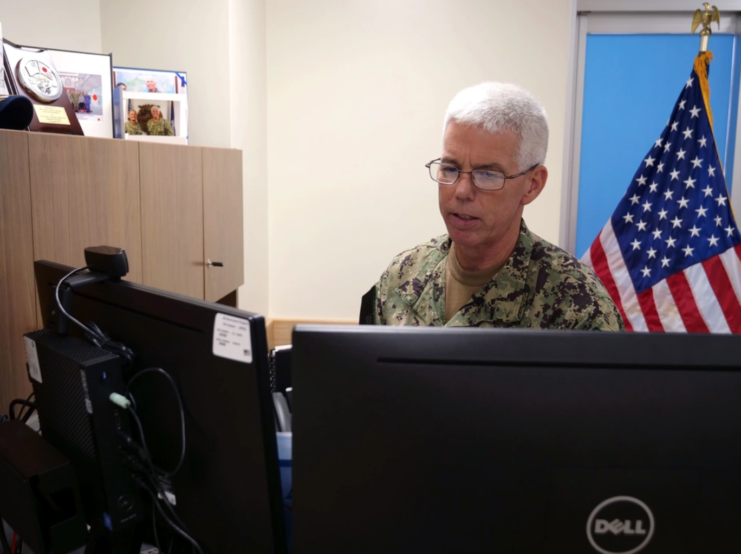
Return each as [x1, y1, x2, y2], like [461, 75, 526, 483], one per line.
[0, 130, 37, 414]
[140, 142, 205, 299]
[203, 148, 244, 302]
[28, 134, 143, 282]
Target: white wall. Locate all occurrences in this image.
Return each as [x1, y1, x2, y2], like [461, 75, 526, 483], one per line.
[230, 0, 269, 315]
[0, 0, 101, 52]
[266, 0, 572, 319]
[100, 0, 232, 149]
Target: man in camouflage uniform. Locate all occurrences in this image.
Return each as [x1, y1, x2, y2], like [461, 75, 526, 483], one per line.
[147, 107, 174, 136]
[125, 109, 142, 135]
[369, 82, 623, 331]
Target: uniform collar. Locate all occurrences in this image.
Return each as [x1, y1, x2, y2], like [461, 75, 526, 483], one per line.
[395, 220, 533, 326]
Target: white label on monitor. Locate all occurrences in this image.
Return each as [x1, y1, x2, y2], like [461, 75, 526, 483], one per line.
[24, 337, 42, 383]
[213, 314, 252, 363]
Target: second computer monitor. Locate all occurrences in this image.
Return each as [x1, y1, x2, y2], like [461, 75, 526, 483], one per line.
[34, 260, 287, 554]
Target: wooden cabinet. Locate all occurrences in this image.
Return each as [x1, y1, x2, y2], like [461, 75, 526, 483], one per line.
[139, 142, 204, 299]
[0, 130, 244, 414]
[0, 131, 36, 412]
[203, 147, 244, 302]
[28, 133, 144, 284]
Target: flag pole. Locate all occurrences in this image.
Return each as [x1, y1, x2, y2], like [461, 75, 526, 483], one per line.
[691, 3, 721, 53]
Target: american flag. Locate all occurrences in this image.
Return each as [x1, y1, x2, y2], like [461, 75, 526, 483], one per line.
[582, 55, 741, 333]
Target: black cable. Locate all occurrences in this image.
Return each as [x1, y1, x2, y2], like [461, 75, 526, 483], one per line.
[0, 522, 11, 554]
[126, 408, 188, 532]
[153, 497, 203, 554]
[123, 395, 199, 553]
[127, 409, 158, 478]
[136, 477, 202, 554]
[126, 368, 186, 477]
[10, 392, 34, 421]
[9, 400, 34, 422]
[139, 486, 162, 554]
[54, 268, 134, 368]
[85, 322, 134, 369]
[54, 266, 102, 340]
[17, 392, 35, 423]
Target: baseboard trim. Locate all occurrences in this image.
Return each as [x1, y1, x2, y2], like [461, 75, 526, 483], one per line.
[266, 317, 357, 350]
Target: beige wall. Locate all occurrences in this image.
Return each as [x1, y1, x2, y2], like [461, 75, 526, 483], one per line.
[2, 0, 574, 321]
[0, 0, 101, 52]
[100, 0, 232, 149]
[266, 0, 572, 319]
[230, 0, 269, 315]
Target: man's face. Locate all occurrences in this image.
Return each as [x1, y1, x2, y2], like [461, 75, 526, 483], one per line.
[438, 122, 544, 251]
[152, 108, 160, 119]
[146, 79, 157, 92]
[129, 110, 137, 123]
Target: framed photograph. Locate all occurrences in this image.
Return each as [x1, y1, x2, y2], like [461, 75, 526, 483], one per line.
[113, 66, 188, 144]
[41, 47, 113, 138]
[0, 24, 10, 98]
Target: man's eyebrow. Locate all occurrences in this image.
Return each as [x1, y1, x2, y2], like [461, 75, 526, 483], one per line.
[441, 156, 506, 172]
[474, 162, 506, 172]
[440, 156, 460, 165]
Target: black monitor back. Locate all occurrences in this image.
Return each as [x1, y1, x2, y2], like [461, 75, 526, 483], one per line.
[292, 325, 741, 554]
[35, 260, 287, 554]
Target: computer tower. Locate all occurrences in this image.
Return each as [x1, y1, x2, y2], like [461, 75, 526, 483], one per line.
[24, 329, 143, 532]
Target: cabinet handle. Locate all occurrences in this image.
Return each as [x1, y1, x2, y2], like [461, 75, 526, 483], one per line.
[207, 259, 224, 268]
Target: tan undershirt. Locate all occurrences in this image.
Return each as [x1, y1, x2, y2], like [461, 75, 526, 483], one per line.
[445, 243, 506, 323]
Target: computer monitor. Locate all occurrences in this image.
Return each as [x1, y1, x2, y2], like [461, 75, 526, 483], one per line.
[34, 260, 287, 554]
[292, 325, 741, 554]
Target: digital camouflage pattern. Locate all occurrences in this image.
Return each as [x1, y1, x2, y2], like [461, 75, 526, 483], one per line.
[147, 118, 174, 136]
[125, 121, 142, 135]
[373, 220, 624, 331]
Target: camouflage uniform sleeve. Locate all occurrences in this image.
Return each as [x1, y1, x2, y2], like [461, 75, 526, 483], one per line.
[372, 248, 416, 325]
[556, 270, 625, 331]
[570, 287, 625, 331]
[372, 266, 391, 325]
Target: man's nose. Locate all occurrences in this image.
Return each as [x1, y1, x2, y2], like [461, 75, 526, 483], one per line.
[454, 172, 476, 200]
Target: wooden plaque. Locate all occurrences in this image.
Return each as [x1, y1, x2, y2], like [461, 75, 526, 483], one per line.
[2, 41, 83, 135]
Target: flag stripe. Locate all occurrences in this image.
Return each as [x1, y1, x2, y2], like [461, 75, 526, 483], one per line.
[589, 230, 632, 331]
[701, 255, 741, 333]
[582, 248, 592, 268]
[651, 279, 687, 332]
[601, 221, 648, 331]
[636, 289, 664, 331]
[719, 246, 741, 309]
[666, 272, 710, 332]
[685, 263, 731, 333]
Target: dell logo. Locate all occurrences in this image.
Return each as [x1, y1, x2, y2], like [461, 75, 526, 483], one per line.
[594, 518, 647, 536]
[586, 496, 654, 554]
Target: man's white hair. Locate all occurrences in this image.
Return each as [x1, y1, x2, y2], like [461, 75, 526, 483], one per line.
[443, 82, 549, 170]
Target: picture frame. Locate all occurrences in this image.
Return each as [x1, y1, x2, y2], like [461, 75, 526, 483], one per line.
[113, 66, 188, 145]
[0, 23, 10, 98]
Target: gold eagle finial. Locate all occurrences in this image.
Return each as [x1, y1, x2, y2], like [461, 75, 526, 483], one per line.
[692, 3, 721, 52]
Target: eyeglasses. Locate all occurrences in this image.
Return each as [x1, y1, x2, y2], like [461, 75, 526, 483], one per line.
[425, 158, 540, 191]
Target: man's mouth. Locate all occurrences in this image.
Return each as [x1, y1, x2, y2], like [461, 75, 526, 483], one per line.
[452, 213, 478, 221]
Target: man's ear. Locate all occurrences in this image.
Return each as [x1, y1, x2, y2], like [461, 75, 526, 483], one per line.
[521, 165, 548, 206]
